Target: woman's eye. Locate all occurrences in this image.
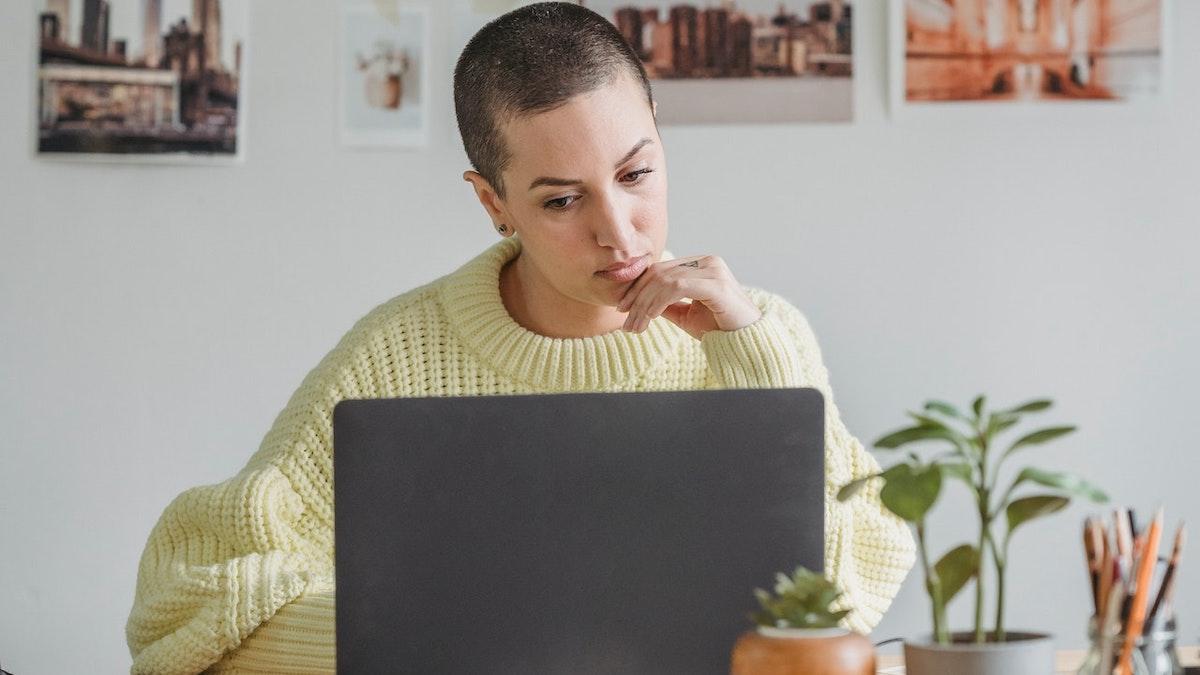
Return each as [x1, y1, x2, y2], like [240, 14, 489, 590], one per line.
[543, 195, 576, 210]
[622, 168, 654, 183]
[542, 169, 653, 210]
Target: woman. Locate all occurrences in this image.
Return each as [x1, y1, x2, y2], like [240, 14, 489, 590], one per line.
[126, 4, 914, 673]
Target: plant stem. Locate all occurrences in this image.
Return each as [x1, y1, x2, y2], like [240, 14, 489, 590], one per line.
[973, 428, 990, 644]
[992, 534, 1008, 643]
[974, 505, 987, 643]
[917, 520, 948, 644]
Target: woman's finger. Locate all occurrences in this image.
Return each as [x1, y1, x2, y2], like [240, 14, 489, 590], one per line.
[630, 267, 710, 332]
[641, 273, 718, 332]
[660, 301, 693, 327]
[625, 266, 684, 331]
[617, 255, 706, 312]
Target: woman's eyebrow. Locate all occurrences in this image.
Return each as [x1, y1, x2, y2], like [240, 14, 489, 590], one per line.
[527, 137, 655, 191]
[614, 137, 654, 170]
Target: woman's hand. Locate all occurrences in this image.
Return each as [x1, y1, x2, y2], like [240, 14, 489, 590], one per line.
[616, 255, 762, 340]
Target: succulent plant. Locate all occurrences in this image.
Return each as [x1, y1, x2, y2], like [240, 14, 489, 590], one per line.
[749, 566, 851, 629]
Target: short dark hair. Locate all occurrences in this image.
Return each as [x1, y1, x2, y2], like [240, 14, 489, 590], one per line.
[453, 2, 655, 199]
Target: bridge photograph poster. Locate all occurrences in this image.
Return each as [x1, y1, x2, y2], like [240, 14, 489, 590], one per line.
[897, 0, 1164, 105]
[34, 0, 248, 162]
[455, 0, 855, 125]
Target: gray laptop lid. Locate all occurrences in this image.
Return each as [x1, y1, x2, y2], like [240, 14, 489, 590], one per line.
[333, 387, 825, 674]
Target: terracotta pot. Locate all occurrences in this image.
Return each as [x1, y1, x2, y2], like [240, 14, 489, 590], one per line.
[903, 631, 1054, 675]
[730, 626, 876, 675]
[365, 74, 402, 109]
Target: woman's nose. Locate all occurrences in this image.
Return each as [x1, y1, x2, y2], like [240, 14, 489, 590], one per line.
[592, 194, 639, 252]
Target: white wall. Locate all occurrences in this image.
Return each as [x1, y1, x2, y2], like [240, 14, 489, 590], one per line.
[2, 1, 1198, 672]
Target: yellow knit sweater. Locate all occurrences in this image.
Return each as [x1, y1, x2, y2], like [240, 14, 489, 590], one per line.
[125, 236, 915, 674]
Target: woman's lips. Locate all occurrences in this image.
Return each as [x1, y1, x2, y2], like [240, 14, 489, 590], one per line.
[596, 255, 650, 283]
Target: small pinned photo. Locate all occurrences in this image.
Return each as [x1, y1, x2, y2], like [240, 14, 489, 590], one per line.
[894, 0, 1167, 109]
[339, 1, 430, 148]
[34, 0, 249, 163]
[453, 1, 854, 125]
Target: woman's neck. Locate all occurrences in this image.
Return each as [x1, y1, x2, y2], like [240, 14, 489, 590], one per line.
[498, 251, 627, 339]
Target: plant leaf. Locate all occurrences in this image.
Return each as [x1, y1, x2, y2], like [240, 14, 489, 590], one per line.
[938, 461, 974, 486]
[1004, 399, 1054, 415]
[836, 474, 880, 502]
[972, 395, 986, 420]
[751, 566, 851, 629]
[1008, 467, 1109, 503]
[905, 415, 977, 453]
[1006, 495, 1070, 535]
[879, 462, 943, 522]
[908, 412, 950, 429]
[986, 413, 1020, 438]
[933, 544, 979, 604]
[925, 400, 963, 420]
[875, 425, 961, 450]
[1001, 426, 1077, 462]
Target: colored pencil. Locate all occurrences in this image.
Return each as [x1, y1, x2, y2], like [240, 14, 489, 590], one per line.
[1115, 508, 1133, 570]
[1097, 525, 1115, 620]
[1145, 523, 1185, 631]
[1085, 518, 1102, 613]
[1118, 507, 1163, 675]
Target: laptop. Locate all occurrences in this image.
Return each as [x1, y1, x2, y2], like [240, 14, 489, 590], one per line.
[333, 387, 825, 674]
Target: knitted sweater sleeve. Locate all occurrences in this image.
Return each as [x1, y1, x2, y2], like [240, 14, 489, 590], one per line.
[203, 585, 336, 674]
[700, 291, 917, 633]
[124, 306, 391, 674]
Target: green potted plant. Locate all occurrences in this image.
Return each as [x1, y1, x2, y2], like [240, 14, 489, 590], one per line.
[837, 396, 1107, 675]
[730, 566, 875, 675]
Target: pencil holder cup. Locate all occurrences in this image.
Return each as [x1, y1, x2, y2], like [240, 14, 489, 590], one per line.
[1137, 615, 1183, 675]
[1076, 615, 1182, 675]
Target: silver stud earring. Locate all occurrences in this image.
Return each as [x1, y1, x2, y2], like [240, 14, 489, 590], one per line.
[496, 224, 507, 234]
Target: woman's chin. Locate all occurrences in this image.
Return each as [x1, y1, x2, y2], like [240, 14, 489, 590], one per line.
[597, 282, 635, 307]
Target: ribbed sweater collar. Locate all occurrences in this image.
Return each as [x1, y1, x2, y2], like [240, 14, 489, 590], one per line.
[438, 236, 686, 391]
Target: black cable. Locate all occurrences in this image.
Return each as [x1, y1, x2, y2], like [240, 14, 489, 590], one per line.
[874, 636, 906, 648]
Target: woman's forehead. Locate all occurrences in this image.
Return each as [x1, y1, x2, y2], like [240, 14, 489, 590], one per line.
[502, 77, 657, 179]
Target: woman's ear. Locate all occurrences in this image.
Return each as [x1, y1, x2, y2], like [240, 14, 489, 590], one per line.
[463, 170, 508, 232]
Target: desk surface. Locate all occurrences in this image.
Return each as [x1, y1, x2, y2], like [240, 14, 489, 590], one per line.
[876, 645, 1200, 674]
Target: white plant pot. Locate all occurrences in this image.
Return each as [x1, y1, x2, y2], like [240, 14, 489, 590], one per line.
[903, 631, 1055, 675]
[755, 626, 851, 640]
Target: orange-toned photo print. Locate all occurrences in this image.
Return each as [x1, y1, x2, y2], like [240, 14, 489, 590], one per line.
[904, 0, 1163, 103]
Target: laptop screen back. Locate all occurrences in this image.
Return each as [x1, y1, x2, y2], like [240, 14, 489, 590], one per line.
[334, 387, 825, 674]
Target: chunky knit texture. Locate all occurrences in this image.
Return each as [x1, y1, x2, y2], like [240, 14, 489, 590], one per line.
[126, 236, 915, 674]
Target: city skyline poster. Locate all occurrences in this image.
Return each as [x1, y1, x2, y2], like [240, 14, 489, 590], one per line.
[340, 2, 430, 148]
[35, 0, 249, 161]
[453, 0, 855, 124]
[899, 0, 1164, 105]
